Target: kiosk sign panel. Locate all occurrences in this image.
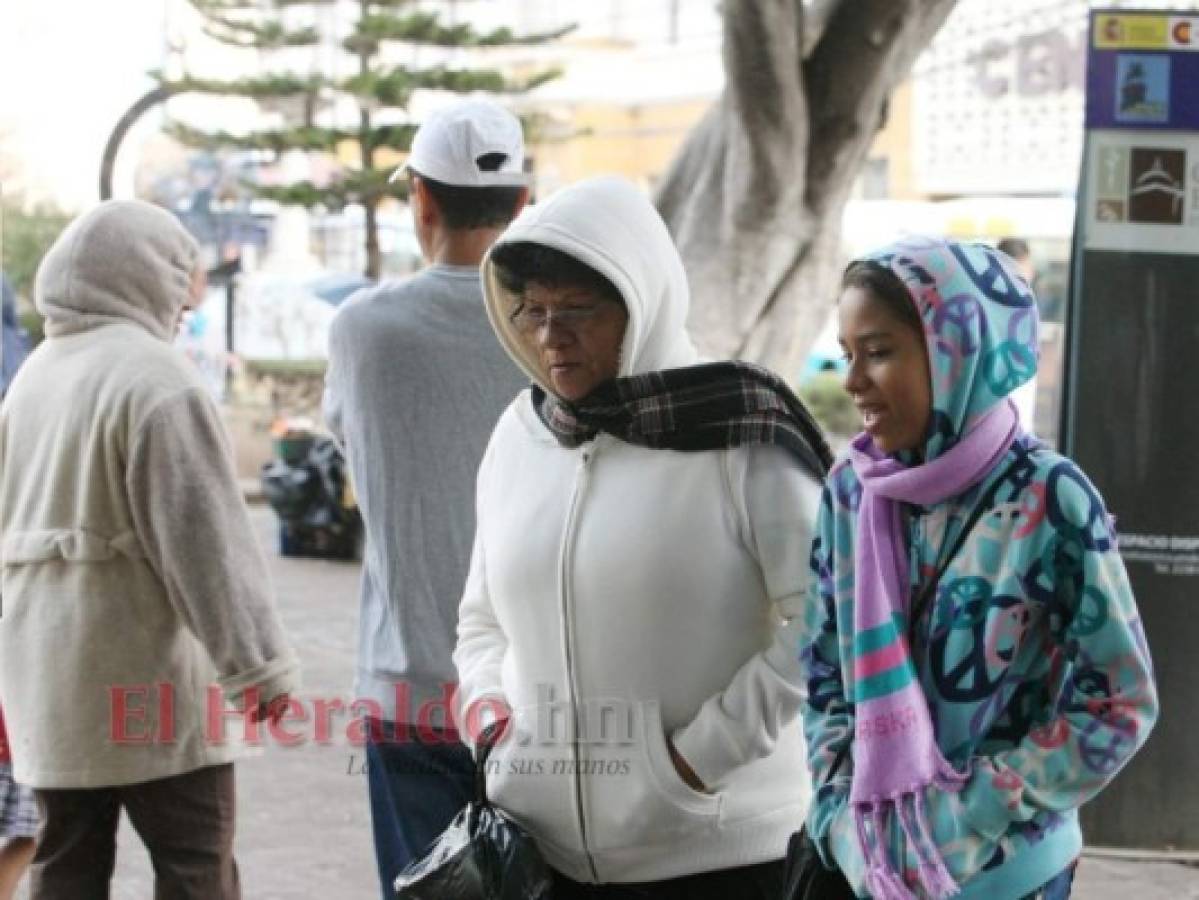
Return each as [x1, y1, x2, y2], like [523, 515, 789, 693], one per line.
[1067, 10, 1199, 850]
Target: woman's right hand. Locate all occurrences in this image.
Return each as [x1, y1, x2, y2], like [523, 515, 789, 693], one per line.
[667, 738, 710, 793]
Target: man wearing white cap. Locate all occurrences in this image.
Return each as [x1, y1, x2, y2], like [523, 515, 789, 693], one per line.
[322, 98, 529, 897]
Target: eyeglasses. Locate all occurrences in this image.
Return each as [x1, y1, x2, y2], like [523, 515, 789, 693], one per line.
[507, 300, 615, 335]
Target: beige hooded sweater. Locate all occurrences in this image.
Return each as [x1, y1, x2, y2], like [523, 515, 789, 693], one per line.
[0, 200, 299, 789]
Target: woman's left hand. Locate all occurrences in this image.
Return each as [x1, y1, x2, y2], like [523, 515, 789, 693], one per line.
[667, 738, 709, 793]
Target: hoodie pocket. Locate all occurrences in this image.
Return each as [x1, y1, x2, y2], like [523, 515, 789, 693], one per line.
[586, 700, 721, 852]
[640, 701, 722, 817]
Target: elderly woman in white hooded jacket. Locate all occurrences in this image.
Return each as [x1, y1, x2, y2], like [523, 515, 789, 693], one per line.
[453, 176, 831, 899]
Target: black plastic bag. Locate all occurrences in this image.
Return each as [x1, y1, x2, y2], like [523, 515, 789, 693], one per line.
[260, 458, 318, 521]
[781, 826, 855, 900]
[782, 740, 854, 900]
[394, 725, 553, 900]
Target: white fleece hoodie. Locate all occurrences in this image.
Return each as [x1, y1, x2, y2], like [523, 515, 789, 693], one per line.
[0, 201, 299, 789]
[455, 177, 820, 883]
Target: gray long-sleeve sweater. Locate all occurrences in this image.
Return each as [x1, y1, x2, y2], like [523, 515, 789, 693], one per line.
[324, 264, 525, 724]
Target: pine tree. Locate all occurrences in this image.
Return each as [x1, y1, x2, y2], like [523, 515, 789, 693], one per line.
[160, 0, 569, 278]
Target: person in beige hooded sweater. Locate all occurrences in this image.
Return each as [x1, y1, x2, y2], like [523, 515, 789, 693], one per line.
[0, 200, 299, 900]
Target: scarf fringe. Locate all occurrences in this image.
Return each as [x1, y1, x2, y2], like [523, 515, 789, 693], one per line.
[917, 860, 961, 898]
[935, 754, 969, 791]
[866, 863, 916, 900]
[854, 792, 961, 900]
[905, 793, 960, 899]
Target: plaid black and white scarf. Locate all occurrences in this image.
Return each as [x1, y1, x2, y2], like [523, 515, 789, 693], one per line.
[532, 361, 834, 480]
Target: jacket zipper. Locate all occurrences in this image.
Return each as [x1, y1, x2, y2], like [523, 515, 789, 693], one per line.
[558, 442, 600, 882]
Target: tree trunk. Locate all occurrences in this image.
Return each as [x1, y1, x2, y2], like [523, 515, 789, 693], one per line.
[358, 0, 381, 280]
[655, 0, 958, 377]
[363, 197, 381, 279]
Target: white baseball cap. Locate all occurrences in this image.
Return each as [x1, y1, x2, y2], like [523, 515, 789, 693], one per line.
[394, 98, 527, 188]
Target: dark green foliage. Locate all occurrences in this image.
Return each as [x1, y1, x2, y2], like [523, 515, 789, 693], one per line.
[161, 1, 568, 275]
[202, 15, 320, 49]
[799, 373, 859, 438]
[254, 167, 407, 209]
[162, 71, 326, 100]
[0, 199, 71, 301]
[165, 121, 419, 155]
[345, 12, 574, 54]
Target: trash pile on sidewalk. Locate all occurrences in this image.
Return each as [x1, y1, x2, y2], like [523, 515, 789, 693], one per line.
[261, 417, 362, 559]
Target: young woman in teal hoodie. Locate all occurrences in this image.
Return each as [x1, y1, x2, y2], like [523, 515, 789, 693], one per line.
[798, 237, 1158, 899]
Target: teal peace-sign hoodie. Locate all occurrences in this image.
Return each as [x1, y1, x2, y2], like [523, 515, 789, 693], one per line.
[798, 237, 1158, 898]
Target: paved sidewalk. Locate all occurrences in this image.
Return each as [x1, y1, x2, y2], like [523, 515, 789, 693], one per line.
[17, 508, 1199, 898]
[1075, 855, 1198, 898]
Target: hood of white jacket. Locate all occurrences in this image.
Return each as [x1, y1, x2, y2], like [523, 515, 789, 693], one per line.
[481, 175, 699, 394]
[35, 200, 199, 342]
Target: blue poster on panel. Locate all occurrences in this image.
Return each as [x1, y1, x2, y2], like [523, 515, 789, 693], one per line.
[1085, 12, 1199, 130]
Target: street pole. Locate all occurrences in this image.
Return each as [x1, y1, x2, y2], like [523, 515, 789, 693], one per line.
[207, 256, 241, 397]
[99, 85, 180, 202]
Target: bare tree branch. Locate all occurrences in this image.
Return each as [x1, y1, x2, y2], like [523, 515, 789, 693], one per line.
[801, 0, 844, 57]
[653, 103, 724, 230]
[724, 0, 807, 212]
[804, 0, 956, 212]
[737, 0, 957, 361]
[656, 0, 813, 347]
[655, 0, 958, 372]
